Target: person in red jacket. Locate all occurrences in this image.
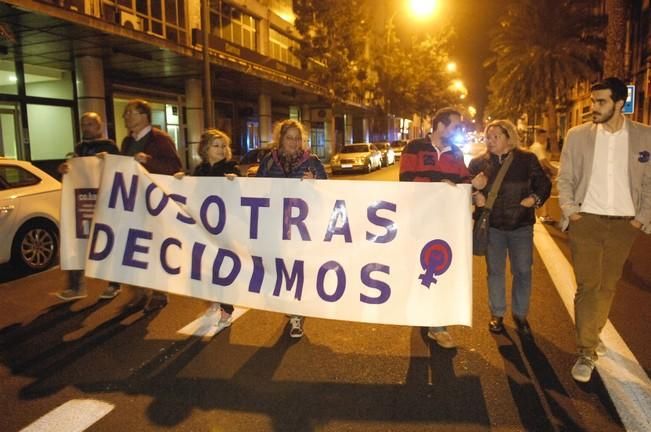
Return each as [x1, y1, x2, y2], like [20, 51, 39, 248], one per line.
[400, 107, 486, 348]
[121, 99, 183, 313]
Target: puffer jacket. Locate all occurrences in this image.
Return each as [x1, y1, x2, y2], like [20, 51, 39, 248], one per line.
[468, 147, 551, 230]
[257, 149, 328, 179]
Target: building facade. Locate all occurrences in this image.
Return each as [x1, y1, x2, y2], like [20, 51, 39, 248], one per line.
[0, 0, 376, 174]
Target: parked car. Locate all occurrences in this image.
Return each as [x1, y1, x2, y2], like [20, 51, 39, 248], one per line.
[0, 158, 61, 272]
[373, 141, 395, 167]
[390, 140, 407, 160]
[330, 143, 382, 174]
[238, 147, 271, 177]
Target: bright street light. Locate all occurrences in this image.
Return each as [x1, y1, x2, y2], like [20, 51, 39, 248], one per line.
[409, 0, 438, 19]
[446, 62, 457, 73]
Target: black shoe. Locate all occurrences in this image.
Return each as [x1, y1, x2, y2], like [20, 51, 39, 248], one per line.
[513, 316, 532, 338]
[489, 316, 504, 333]
[144, 296, 168, 313]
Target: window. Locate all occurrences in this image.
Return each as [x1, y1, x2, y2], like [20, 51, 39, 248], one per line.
[269, 28, 301, 68]
[0, 59, 18, 95]
[26, 104, 75, 160]
[24, 64, 73, 100]
[210, 3, 257, 51]
[0, 165, 40, 190]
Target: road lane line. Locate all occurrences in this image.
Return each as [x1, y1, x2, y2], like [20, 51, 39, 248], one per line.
[19, 399, 114, 432]
[177, 306, 248, 338]
[534, 222, 651, 431]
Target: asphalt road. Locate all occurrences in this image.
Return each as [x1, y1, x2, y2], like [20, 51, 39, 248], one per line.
[0, 162, 648, 431]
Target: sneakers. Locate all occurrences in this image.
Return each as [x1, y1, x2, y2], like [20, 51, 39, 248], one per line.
[539, 216, 555, 224]
[99, 285, 121, 299]
[595, 340, 607, 357]
[427, 328, 456, 349]
[143, 295, 168, 313]
[488, 316, 504, 333]
[56, 289, 88, 301]
[289, 316, 304, 338]
[571, 356, 596, 383]
[215, 311, 232, 332]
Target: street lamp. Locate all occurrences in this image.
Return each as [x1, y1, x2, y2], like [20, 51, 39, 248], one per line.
[409, 0, 438, 19]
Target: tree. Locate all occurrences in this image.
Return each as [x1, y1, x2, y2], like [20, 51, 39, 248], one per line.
[293, 0, 372, 103]
[485, 0, 605, 153]
[603, 0, 627, 77]
[294, 0, 457, 120]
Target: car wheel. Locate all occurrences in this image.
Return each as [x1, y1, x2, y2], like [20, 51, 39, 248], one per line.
[12, 221, 59, 272]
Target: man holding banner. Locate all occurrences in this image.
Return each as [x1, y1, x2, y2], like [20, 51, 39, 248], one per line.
[120, 99, 182, 312]
[56, 112, 122, 302]
[400, 107, 486, 348]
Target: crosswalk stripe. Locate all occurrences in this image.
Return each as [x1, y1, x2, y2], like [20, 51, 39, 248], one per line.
[177, 306, 249, 338]
[19, 399, 114, 432]
[534, 222, 651, 432]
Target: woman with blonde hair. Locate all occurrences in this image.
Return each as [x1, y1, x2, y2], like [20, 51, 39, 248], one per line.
[257, 119, 327, 338]
[177, 128, 239, 330]
[469, 119, 551, 337]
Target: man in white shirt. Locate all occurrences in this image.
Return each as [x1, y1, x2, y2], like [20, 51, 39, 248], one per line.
[558, 77, 651, 383]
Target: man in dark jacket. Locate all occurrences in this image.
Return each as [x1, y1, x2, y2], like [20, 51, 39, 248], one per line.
[56, 112, 122, 301]
[121, 99, 183, 312]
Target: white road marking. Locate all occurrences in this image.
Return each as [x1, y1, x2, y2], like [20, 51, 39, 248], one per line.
[534, 222, 651, 431]
[19, 399, 114, 432]
[177, 306, 249, 338]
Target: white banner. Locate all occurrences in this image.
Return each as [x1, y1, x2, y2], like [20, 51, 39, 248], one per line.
[62, 155, 473, 327]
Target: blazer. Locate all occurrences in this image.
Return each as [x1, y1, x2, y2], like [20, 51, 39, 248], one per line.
[557, 118, 651, 232]
[121, 128, 182, 175]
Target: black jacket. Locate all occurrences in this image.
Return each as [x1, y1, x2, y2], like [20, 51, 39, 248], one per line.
[468, 148, 551, 230]
[192, 159, 240, 177]
[75, 139, 119, 157]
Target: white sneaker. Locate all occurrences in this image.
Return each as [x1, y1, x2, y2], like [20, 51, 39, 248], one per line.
[99, 285, 121, 299]
[571, 356, 595, 383]
[427, 329, 455, 349]
[215, 312, 232, 332]
[289, 316, 304, 338]
[56, 289, 87, 301]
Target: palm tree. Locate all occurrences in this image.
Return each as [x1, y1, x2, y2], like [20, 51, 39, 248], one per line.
[604, 0, 627, 77]
[485, 0, 605, 154]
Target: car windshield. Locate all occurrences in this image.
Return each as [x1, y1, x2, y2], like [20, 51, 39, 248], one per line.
[342, 144, 369, 153]
[390, 141, 404, 148]
[375, 143, 388, 150]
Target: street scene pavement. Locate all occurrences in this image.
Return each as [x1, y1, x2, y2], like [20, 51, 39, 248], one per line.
[1, 164, 649, 431]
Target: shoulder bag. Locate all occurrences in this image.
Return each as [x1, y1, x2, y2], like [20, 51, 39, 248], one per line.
[473, 152, 514, 256]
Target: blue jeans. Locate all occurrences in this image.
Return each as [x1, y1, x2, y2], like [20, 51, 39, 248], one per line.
[486, 225, 533, 318]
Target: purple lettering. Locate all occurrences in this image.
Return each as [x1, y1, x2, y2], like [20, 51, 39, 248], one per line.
[160, 237, 181, 275]
[273, 258, 304, 300]
[241, 197, 270, 239]
[316, 261, 345, 302]
[283, 198, 310, 241]
[122, 229, 152, 269]
[108, 172, 138, 211]
[88, 223, 114, 261]
[366, 201, 397, 243]
[324, 199, 352, 242]
[360, 263, 391, 304]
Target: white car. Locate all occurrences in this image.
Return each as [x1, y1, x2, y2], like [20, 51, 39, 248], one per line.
[0, 158, 61, 272]
[330, 143, 383, 174]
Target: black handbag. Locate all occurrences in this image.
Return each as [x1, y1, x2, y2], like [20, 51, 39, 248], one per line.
[473, 153, 514, 256]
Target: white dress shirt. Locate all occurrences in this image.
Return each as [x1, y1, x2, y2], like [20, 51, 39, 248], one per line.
[581, 122, 635, 216]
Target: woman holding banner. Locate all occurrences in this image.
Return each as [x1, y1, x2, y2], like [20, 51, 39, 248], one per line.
[176, 129, 239, 331]
[469, 119, 551, 338]
[257, 119, 328, 338]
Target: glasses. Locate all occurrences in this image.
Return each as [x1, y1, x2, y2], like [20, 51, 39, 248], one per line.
[123, 109, 144, 117]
